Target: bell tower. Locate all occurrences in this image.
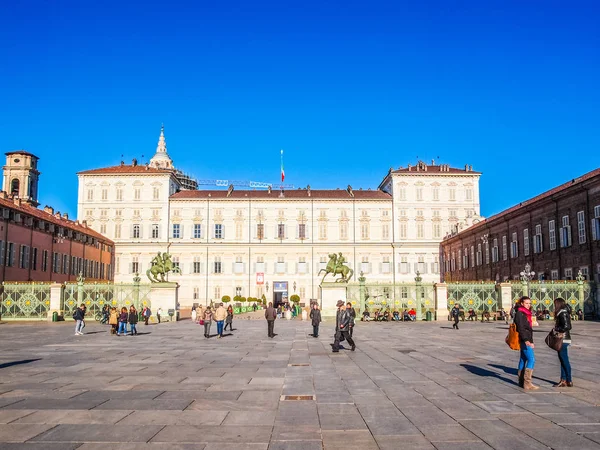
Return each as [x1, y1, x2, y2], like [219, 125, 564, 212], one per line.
[3, 151, 41, 207]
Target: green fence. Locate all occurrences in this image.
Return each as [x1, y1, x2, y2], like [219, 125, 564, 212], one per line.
[511, 280, 592, 315]
[447, 282, 499, 316]
[0, 282, 52, 320]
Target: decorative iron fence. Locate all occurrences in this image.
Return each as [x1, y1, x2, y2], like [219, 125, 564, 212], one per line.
[0, 282, 52, 320]
[511, 280, 593, 315]
[447, 282, 498, 316]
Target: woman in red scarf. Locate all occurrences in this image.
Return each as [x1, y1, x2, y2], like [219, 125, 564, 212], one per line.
[513, 296, 538, 390]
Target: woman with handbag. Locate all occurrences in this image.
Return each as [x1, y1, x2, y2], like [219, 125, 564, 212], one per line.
[513, 296, 538, 390]
[553, 298, 573, 387]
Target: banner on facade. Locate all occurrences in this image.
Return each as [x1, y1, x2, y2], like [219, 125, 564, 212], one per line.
[256, 273, 264, 285]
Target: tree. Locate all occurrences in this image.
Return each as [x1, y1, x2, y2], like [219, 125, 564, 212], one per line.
[233, 295, 242, 303]
[290, 294, 300, 303]
[222, 295, 231, 303]
[261, 294, 267, 304]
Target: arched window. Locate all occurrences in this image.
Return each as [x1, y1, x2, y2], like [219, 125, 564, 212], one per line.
[11, 179, 19, 196]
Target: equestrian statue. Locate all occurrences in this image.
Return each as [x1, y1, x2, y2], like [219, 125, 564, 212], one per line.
[147, 252, 181, 283]
[318, 252, 354, 283]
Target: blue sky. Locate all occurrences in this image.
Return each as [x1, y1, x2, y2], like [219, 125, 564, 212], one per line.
[2, 0, 599, 218]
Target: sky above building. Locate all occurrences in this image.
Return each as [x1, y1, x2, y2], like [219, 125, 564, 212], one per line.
[2, 0, 599, 218]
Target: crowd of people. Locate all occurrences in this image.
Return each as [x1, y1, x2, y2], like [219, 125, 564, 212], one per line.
[360, 306, 417, 322]
[191, 303, 232, 339]
[73, 304, 162, 336]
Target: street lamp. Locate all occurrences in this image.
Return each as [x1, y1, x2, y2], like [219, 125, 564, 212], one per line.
[520, 263, 536, 296]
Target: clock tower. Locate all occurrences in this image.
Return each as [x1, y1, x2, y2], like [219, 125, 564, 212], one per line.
[3, 151, 41, 207]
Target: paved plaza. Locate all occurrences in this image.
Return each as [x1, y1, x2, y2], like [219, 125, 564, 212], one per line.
[1, 316, 600, 449]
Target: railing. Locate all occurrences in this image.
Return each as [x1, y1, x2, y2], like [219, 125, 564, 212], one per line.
[447, 282, 499, 315]
[0, 282, 53, 320]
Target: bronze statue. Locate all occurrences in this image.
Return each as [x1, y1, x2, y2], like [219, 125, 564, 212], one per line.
[318, 252, 354, 283]
[147, 252, 181, 283]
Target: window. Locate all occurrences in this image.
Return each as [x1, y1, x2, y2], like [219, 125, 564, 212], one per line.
[559, 215, 572, 248]
[87, 189, 94, 201]
[51, 252, 58, 272]
[593, 206, 600, 241]
[450, 253, 455, 271]
[133, 224, 141, 239]
[432, 255, 439, 274]
[361, 223, 369, 240]
[463, 249, 468, 269]
[298, 223, 306, 239]
[485, 240, 490, 265]
[153, 187, 160, 200]
[400, 256, 409, 273]
[276, 257, 286, 273]
[256, 256, 266, 273]
[416, 223, 424, 238]
[399, 223, 407, 238]
[297, 257, 308, 274]
[449, 188, 456, 201]
[214, 286, 221, 300]
[580, 266, 589, 280]
[551, 269, 559, 280]
[193, 224, 202, 239]
[134, 188, 141, 200]
[361, 257, 370, 273]
[523, 229, 530, 256]
[449, 209, 457, 219]
[235, 222, 243, 240]
[577, 211, 586, 244]
[398, 187, 406, 200]
[63, 254, 68, 274]
[172, 256, 180, 270]
[458, 250, 462, 270]
[42, 250, 48, 271]
[100, 223, 107, 234]
[340, 222, 348, 239]
[432, 187, 439, 201]
[116, 188, 123, 201]
[510, 232, 518, 258]
[318, 223, 327, 240]
[214, 257, 222, 274]
[234, 257, 244, 274]
[501, 236, 507, 260]
[114, 224, 121, 239]
[433, 223, 441, 239]
[465, 188, 473, 201]
[193, 257, 202, 274]
[71, 256, 77, 275]
[278, 223, 285, 239]
[152, 224, 160, 239]
[381, 256, 391, 274]
[257, 223, 264, 240]
[470, 245, 475, 267]
[492, 238, 499, 263]
[32, 248, 38, 271]
[214, 224, 223, 239]
[549, 220, 556, 250]
[131, 256, 139, 274]
[534, 224, 543, 253]
[564, 268, 573, 280]
[101, 189, 108, 200]
[171, 224, 180, 239]
[417, 255, 426, 273]
[19, 245, 29, 269]
[476, 243, 482, 265]
[416, 187, 423, 201]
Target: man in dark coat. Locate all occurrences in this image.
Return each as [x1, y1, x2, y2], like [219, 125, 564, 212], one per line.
[346, 302, 356, 337]
[333, 300, 355, 353]
[309, 303, 322, 337]
[451, 303, 461, 330]
[265, 302, 277, 338]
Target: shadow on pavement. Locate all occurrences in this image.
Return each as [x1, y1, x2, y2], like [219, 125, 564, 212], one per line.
[488, 363, 555, 384]
[461, 363, 518, 386]
[0, 359, 41, 369]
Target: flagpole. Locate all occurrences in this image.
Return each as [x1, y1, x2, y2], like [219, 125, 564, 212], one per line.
[280, 149, 284, 192]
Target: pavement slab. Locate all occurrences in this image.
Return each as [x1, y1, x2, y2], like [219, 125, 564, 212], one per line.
[1, 318, 600, 449]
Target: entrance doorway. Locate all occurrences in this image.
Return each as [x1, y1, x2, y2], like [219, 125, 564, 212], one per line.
[273, 281, 288, 308]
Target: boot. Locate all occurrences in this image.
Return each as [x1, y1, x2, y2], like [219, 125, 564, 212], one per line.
[517, 370, 524, 388]
[554, 379, 567, 388]
[566, 381, 574, 387]
[523, 369, 539, 390]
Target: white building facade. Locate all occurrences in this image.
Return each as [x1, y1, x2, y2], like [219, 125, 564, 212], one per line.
[77, 129, 482, 307]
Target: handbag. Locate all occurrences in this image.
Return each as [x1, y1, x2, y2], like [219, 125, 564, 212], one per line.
[199, 319, 205, 325]
[505, 323, 520, 351]
[545, 328, 564, 352]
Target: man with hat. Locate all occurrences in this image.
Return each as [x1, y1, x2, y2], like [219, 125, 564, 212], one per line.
[332, 299, 355, 353]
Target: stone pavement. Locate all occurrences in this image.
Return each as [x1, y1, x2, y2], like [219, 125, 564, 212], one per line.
[1, 317, 600, 449]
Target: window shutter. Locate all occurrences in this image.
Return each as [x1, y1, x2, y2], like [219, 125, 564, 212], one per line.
[285, 263, 288, 273]
[221, 225, 225, 239]
[180, 224, 184, 239]
[592, 219, 598, 241]
[423, 263, 428, 274]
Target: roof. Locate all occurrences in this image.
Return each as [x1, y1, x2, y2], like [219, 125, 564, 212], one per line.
[391, 164, 481, 175]
[0, 196, 113, 244]
[445, 166, 600, 239]
[77, 164, 175, 175]
[5, 150, 39, 159]
[170, 189, 392, 201]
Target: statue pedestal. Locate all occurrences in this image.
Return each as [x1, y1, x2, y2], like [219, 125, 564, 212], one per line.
[320, 282, 347, 317]
[149, 283, 179, 322]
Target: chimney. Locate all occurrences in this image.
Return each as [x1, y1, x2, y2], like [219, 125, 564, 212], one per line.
[431, 159, 435, 165]
[347, 185, 354, 197]
[227, 184, 234, 197]
[54, 211, 61, 219]
[81, 220, 88, 228]
[407, 164, 412, 171]
[13, 197, 21, 207]
[62, 212, 68, 220]
[132, 158, 138, 167]
[44, 205, 54, 215]
[307, 185, 311, 197]
[267, 185, 272, 194]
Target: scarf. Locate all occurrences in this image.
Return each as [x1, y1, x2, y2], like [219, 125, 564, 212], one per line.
[518, 305, 532, 326]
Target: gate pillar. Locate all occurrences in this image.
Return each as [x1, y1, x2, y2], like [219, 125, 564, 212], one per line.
[434, 283, 448, 321]
[49, 283, 63, 321]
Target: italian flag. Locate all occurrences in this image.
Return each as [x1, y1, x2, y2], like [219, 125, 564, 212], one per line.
[280, 149, 285, 182]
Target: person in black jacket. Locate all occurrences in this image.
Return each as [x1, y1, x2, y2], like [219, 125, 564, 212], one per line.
[346, 302, 356, 337]
[451, 303, 461, 330]
[553, 298, 573, 387]
[332, 300, 355, 352]
[309, 303, 321, 337]
[74, 304, 86, 335]
[513, 296, 538, 390]
[128, 306, 139, 336]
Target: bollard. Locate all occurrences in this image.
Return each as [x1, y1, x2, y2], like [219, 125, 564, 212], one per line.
[52, 311, 58, 322]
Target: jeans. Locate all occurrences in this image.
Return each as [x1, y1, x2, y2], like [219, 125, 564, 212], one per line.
[75, 320, 84, 334]
[224, 321, 233, 331]
[558, 342, 572, 382]
[204, 321, 211, 337]
[216, 320, 224, 336]
[313, 325, 319, 337]
[130, 324, 137, 335]
[118, 322, 128, 335]
[518, 343, 536, 370]
[267, 320, 275, 337]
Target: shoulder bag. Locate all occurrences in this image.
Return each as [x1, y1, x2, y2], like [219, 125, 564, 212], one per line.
[505, 323, 520, 351]
[545, 328, 564, 352]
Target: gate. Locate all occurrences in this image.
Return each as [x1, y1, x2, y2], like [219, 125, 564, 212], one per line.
[511, 280, 590, 315]
[447, 282, 498, 317]
[0, 282, 52, 320]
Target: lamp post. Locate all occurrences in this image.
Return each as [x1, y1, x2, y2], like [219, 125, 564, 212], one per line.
[520, 263, 536, 297]
[480, 234, 489, 281]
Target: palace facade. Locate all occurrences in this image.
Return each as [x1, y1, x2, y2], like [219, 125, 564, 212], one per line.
[1, 151, 114, 283]
[77, 127, 482, 306]
[441, 167, 600, 283]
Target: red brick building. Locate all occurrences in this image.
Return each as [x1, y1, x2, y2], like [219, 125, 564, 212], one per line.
[441, 168, 600, 283]
[1, 151, 113, 283]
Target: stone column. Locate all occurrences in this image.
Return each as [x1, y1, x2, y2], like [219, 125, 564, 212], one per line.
[149, 282, 179, 322]
[49, 283, 63, 321]
[358, 274, 366, 313]
[499, 282, 512, 312]
[434, 283, 448, 321]
[577, 272, 586, 320]
[320, 282, 347, 317]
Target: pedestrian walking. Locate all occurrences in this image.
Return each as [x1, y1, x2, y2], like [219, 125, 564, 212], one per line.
[214, 303, 227, 338]
[128, 306, 138, 335]
[309, 303, 321, 337]
[203, 306, 213, 338]
[514, 296, 538, 390]
[157, 307, 162, 324]
[224, 305, 234, 332]
[117, 307, 128, 336]
[333, 300, 355, 352]
[265, 302, 276, 338]
[143, 306, 152, 325]
[101, 305, 109, 324]
[191, 306, 197, 323]
[73, 304, 86, 335]
[553, 298, 573, 387]
[451, 303, 461, 330]
[109, 307, 118, 334]
[346, 302, 356, 337]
